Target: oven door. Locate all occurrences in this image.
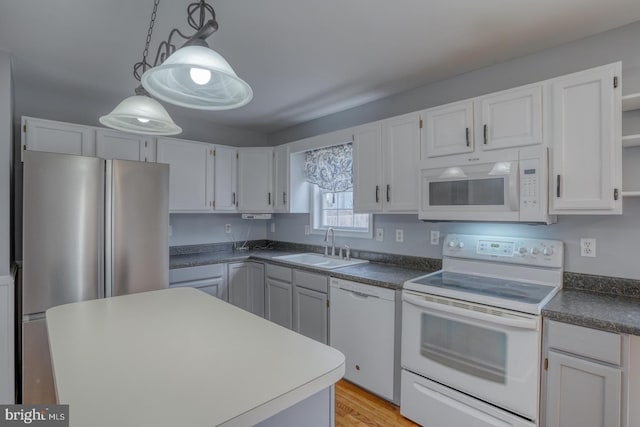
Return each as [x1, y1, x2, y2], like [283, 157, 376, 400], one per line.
[401, 290, 541, 420]
[419, 159, 519, 222]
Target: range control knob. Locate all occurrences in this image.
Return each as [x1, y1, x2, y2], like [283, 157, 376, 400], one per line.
[543, 247, 554, 256]
[457, 242, 465, 248]
[518, 247, 527, 255]
[448, 240, 457, 248]
[530, 247, 539, 255]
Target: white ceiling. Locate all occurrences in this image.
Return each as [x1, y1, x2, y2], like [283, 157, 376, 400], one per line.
[2, 0, 640, 134]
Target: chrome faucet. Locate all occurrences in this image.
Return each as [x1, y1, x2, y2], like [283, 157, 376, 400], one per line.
[324, 227, 335, 257]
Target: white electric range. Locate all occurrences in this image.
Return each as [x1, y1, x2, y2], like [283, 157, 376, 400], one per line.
[401, 234, 564, 427]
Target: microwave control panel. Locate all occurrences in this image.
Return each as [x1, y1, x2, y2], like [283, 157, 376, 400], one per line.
[519, 155, 545, 221]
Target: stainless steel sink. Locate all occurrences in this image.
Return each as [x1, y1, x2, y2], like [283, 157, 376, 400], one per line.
[273, 253, 369, 270]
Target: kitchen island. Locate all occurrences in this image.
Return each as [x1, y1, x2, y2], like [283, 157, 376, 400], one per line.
[46, 287, 345, 427]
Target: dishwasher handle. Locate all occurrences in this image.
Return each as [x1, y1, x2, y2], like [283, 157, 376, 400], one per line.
[340, 287, 379, 299]
[402, 291, 539, 331]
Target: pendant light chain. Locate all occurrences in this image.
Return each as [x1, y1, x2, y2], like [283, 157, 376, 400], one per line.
[134, 0, 160, 81]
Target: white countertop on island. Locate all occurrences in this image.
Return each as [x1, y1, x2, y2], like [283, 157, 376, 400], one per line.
[46, 287, 345, 427]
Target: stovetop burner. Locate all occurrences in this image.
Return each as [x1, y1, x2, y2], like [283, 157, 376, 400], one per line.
[410, 271, 556, 305]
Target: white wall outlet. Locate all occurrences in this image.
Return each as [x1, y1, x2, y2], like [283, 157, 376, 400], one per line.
[225, 224, 232, 234]
[168, 225, 172, 237]
[304, 224, 310, 235]
[376, 228, 384, 242]
[580, 238, 596, 257]
[270, 222, 276, 233]
[430, 230, 440, 245]
[395, 229, 404, 242]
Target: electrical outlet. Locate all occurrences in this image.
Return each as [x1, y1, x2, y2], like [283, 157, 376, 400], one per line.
[304, 225, 310, 235]
[396, 229, 404, 242]
[270, 223, 276, 233]
[580, 238, 596, 257]
[168, 225, 172, 237]
[376, 228, 384, 242]
[225, 224, 232, 234]
[430, 230, 440, 245]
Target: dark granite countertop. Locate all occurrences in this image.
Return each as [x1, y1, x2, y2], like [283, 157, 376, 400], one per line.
[542, 272, 640, 336]
[170, 247, 436, 290]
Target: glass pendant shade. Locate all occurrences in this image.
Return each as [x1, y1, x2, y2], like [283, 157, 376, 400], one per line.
[141, 45, 253, 110]
[99, 95, 182, 135]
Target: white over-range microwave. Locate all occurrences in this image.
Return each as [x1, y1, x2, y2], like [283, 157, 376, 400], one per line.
[419, 146, 555, 224]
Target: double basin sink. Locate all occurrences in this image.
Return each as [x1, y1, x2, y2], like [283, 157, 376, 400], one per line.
[274, 253, 369, 270]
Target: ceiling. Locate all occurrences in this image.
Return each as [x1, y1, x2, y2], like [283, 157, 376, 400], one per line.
[2, 0, 640, 134]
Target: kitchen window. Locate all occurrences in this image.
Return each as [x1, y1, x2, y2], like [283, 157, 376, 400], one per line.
[304, 143, 371, 238]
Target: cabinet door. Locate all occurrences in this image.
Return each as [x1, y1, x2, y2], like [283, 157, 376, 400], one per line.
[156, 138, 213, 212]
[22, 117, 94, 159]
[353, 123, 382, 212]
[546, 350, 621, 427]
[480, 85, 542, 150]
[422, 100, 474, 158]
[273, 145, 289, 213]
[382, 113, 421, 212]
[293, 286, 327, 344]
[549, 63, 622, 214]
[170, 277, 228, 302]
[96, 129, 148, 161]
[228, 262, 265, 317]
[237, 148, 273, 212]
[265, 278, 293, 329]
[213, 146, 237, 211]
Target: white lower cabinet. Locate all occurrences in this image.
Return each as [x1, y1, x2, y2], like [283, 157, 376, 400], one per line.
[169, 264, 227, 301]
[265, 264, 293, 329]
[228, 261, 265, 317]
[544, 320, 625, 427]
[329, 278, 395, 401]
[293, 270, 328, 344]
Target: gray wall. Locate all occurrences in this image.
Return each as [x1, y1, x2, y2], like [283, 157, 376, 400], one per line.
[263, 21, 640, 281]
[0, 51, 12, 276]
[169, 214, 268, 247]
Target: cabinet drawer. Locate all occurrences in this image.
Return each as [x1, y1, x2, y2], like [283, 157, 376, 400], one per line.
[547, 320, 621, 365]
[293, 270, 328, 293]
[266, 263, 292, 283]
[170, 264, 224, 284]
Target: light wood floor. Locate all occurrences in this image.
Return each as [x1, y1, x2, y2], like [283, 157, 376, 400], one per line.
[335, 380, 420, 427]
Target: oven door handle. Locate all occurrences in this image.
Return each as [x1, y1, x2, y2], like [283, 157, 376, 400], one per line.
[403, 292, 539, 331]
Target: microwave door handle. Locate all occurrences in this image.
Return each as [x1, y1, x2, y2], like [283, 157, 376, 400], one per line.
[509, 162, 519, 210]
[402, 292, 539, 331]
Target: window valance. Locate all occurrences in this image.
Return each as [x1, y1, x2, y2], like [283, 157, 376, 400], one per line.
[304, 143, 353, 192]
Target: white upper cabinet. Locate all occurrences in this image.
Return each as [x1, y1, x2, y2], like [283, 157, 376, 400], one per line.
[382, 112, 421, 212]
[213, 145, 238, 212]
[22, 117, 95, 160]
[353, 122, 383, 212]
[353, 113, 421, 213]
[548, 62, 622, 214]
[95, 129, 152, 161]
[480, 84, 542, 150]
[157, 137, 213, 212]
[422, 100, 474, 158]
[237, 148, 274, 213]
[273, 145, 289, 213]
[422, 85, 542, 158]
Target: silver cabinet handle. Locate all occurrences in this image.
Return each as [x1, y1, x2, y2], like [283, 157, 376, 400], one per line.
[386, 184, 390, 202]
[268, 192, 271, 205]
[375, 185, 380, 203]
[283, 192, 287, 204]
[483, 124, 488, 145]
[465, 127, 470, 147]
[556, 175, 561, 198]
[232, 192, 236, 206]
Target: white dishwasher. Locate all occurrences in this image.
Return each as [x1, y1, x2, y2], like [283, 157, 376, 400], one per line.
[329, 278, 396, 401]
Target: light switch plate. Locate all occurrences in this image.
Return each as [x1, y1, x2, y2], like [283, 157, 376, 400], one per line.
[304, 225, 310, 235]
[396, 229, 404, 242]
[376, 228, 384, 241]
[225, 224, 232, 234]
[270, 223, 276, 233]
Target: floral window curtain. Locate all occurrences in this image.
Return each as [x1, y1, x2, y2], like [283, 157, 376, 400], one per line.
[304, 143, 353, 192]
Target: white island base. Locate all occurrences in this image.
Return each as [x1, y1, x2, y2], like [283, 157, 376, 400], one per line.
[46, 287, 345, 427]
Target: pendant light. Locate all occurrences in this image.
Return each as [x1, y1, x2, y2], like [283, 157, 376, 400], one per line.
[140, 0, 253, 110]
[100, 0, 182, 136]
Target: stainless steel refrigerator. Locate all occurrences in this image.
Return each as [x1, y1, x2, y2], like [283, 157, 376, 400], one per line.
[21, 150, 169, 404]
